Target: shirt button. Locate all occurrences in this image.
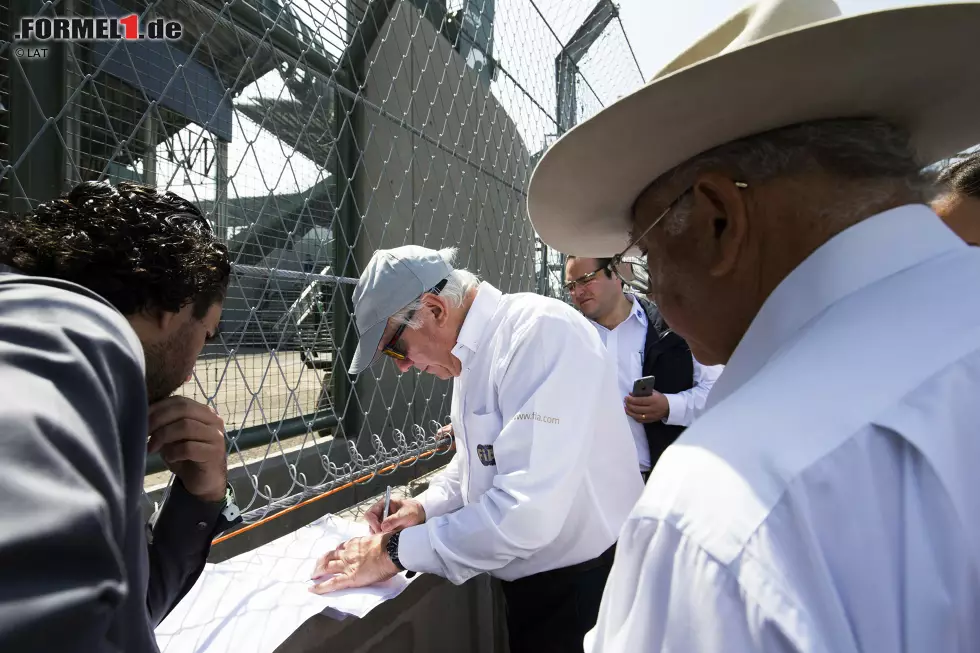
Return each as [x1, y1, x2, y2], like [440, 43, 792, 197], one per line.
[197, 521, 208, 530]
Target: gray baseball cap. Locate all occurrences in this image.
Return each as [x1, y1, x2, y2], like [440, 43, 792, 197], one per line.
[348, 245, 454, 375]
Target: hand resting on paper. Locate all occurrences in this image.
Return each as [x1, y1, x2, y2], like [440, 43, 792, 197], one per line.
[309, 533, 399, 594]
[364, 496, 426, 534]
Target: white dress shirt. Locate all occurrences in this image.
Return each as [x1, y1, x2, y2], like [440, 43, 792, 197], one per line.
[590, 295, 723, 470]
[587, 205, 980, 652]
[399, 282, 643, 584]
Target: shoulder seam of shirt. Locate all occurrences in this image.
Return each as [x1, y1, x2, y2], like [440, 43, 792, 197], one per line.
[642, 516, 812, 647]
[510, 307, 589, 351]
[497, 308, 594, 381]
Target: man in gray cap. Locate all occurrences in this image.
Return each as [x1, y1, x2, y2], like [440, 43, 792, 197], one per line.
[310, 245, 643, 652]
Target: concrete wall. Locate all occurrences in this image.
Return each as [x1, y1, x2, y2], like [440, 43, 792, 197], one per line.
[353, 0, 535, 442]
[275, 573, 510, 653]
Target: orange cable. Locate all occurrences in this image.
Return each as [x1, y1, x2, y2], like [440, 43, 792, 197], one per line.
[212, 441, 455, 546]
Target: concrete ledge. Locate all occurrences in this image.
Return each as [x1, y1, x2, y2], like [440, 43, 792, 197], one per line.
[275, 573, 509, 653]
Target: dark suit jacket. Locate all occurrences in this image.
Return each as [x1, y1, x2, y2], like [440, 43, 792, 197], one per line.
[635, 297, 695, 470]
[0, 271, 234, 651]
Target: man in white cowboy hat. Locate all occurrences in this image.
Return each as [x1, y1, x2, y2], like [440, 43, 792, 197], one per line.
[308, 245, 643, 652]
[529, 0, 980, 651]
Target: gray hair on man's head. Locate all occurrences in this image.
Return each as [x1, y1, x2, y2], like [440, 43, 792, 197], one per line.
[656, 118, 936, 235]
[935, 148, 980, 201]
[390, 247, 480, 330]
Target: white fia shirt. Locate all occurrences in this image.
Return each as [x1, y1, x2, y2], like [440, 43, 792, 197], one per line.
[587, 205, 980, 652]
[589, 295, 723, 470]
[399, 282, 644, 583]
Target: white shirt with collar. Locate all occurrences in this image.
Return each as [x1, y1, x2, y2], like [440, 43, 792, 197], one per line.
[399, 282, 644, 583]
[586, 205, 980, 652]
[589, 295, 723, 470]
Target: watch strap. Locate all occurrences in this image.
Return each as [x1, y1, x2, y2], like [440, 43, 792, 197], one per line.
[386, 531, 416, 577]
[386, 531, 406, 571]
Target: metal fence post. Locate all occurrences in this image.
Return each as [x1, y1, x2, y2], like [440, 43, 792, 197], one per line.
[7, 0, 68, 214]
[330, 83, 360, 442]
[544, 0, 620, 298]
[328, 0, 399, 442]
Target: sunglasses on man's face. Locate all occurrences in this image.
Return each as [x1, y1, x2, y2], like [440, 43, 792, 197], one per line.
[380, 279, 449, 362]
[381, 320, 412, 361]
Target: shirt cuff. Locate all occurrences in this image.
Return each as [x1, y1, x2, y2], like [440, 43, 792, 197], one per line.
[414, 487, 456, 521]
[397, 522, 443, 576]
[662, 392, 687, 427]
[152, 480, 226, 555]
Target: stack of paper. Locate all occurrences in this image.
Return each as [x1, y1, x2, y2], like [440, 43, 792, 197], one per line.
[155, 515, 417, 653]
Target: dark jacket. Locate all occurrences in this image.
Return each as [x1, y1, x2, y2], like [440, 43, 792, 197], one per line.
[635, 296, 695, 469]
[0, 272, 233, 652]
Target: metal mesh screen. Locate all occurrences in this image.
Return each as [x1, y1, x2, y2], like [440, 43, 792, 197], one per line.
[2, 0, 643, 525]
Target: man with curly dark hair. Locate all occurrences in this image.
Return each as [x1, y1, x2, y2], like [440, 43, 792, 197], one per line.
[0, 181, 241, 652]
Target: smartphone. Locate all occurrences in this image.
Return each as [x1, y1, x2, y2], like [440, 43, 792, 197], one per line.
[632, 375, 656, 397]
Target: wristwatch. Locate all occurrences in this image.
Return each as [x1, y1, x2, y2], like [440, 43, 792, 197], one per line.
[385, 532, 416, 578]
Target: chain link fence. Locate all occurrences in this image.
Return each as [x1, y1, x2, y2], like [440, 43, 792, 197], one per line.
[2, 0, 643, 529]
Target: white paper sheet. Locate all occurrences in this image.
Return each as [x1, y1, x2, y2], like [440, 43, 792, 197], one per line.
[155, 515, 417, 653]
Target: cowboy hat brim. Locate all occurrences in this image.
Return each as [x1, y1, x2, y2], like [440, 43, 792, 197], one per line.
[528, 3, 980, 257]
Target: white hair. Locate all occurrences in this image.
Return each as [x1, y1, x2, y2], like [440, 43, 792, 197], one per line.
[653, 118, 938, 236]
[390, 247, 480, 330]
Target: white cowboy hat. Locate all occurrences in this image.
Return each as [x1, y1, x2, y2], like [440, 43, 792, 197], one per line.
[528, 0, 980, 257]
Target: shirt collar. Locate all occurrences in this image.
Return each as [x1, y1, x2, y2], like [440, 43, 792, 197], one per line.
[451, 281, 502, 367]
[706, 204, 966, 409]
[626, 293, 648, 326]
[591, 294, 647, 332]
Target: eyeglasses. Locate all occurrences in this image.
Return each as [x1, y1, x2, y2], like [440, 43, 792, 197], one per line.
[380, 278, 448, 361]
[563, 268, 605, 293]
[608, 181, 748, 294]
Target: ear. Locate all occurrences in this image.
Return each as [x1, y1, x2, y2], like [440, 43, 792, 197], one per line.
[155, 307, 179, 332]
[125, 306, 179, 345]
[134, 306, 178, 332]
[689, 172, 749, 278]
[423, 293, 452, 327]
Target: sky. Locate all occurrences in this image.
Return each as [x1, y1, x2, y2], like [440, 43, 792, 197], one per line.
[617, 0, 961, 81]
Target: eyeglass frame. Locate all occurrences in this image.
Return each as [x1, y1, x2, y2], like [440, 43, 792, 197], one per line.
[380, 278, 449, 361]
[563, 265, 612, 293]
[608, 180, 748, 294]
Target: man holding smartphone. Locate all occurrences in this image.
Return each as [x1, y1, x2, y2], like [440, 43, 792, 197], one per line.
[564, 256, 723, 480]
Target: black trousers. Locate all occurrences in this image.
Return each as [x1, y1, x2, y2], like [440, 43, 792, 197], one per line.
[500, 546, 615, 653]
